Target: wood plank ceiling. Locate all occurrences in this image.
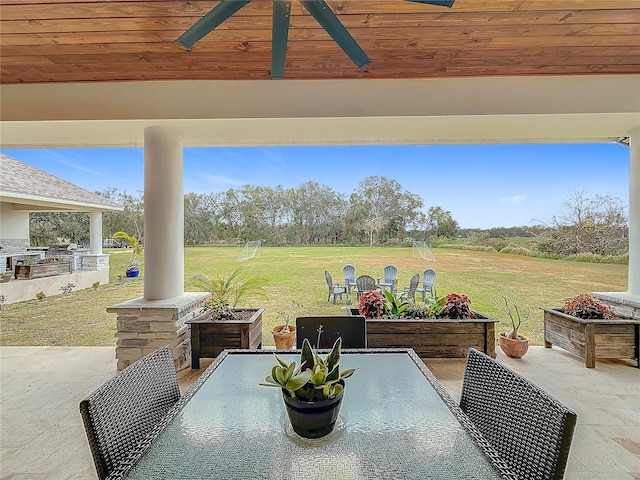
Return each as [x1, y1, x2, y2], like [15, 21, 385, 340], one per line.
[1, 0, 639, 84]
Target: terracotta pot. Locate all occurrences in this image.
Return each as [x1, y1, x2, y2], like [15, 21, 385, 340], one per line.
[498, 333, 529, 358]
[282, 388, 343, 439]
[272, 325, 296, 350]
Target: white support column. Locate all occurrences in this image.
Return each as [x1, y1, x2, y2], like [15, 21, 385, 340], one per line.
[629, 128, 640, 296]
[89, 211, 102, 254]
[143, 126, 184, 300]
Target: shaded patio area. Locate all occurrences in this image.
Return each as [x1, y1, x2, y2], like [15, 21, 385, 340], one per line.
[0, 346, 637, 479]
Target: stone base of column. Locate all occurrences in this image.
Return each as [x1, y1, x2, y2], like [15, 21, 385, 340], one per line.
[592, 291, 640, 319]
[82, 254, 110, 271]
[108, 292, 208, 371]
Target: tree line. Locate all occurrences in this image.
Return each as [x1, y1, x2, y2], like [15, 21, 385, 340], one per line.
[29, 179, 628, 257]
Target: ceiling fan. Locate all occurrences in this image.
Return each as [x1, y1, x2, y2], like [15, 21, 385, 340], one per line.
[176, 0, 455, 79]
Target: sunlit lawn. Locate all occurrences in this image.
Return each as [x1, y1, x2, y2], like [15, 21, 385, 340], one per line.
[0, 246, 628, 347]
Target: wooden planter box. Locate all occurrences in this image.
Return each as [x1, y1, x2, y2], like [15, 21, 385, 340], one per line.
[186, 308, 265, 369]
[346, 307, 497, 358]
[14, 262, 72, 279]
[542, 307, 640, 368]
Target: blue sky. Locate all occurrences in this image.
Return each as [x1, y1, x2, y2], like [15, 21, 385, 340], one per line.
[1, 143, 629, 229]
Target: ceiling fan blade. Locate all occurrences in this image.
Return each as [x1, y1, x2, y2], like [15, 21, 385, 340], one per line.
[175, 0, 252, 49]
[404, 0, 455, 7]
[300, 0, 370, 69]
[271, 1, 292, 79]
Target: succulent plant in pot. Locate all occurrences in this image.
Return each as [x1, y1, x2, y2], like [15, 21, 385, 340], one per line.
[493, 291, 532, 358]
[260, 336, 356, 439]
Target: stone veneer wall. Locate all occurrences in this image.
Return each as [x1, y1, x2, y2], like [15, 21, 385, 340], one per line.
[81, 254, 109, 271]
[109, 292, 209, 371]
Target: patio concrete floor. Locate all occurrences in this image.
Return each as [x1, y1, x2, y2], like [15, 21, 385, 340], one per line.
[0, 346, 638, 479]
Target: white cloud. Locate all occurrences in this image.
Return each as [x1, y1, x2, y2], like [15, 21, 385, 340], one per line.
[500, 194, 527, 204]
[55, 158, 105, 176]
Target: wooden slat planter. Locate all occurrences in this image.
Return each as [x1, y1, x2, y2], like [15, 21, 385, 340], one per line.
[186, 308, 264, 369]
[542, 308, 640, 368]
[14, 262, 72, 279]
[346, 308, 497, 358]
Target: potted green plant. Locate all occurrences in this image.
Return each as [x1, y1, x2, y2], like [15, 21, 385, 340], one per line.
[187, 270, 268, 366]
[260, 336, 356, 439]
[272, 301, 302, 350]
[112, 231, 143, 277]
[190, 270, 268, 321]
[493, 291, 532, 358]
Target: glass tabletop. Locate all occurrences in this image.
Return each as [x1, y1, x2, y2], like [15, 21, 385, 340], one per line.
[109, 350, 512, 479]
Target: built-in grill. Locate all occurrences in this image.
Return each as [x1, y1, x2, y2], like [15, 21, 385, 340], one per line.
[46, 243, 88, 271]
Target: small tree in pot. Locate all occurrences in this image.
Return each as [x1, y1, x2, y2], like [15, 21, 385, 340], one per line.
[272, 300, 303, 349]
[112, 231, 143, 277]
[493, 291, 532, 358]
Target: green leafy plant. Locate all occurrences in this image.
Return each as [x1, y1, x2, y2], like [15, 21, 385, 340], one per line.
[276, 300, 303, 333]
[382, 290, 408, 317]
[563, 293, 615, 319]
[112, 231, 143, 271]
[92, 281, 100, 290]
[260, 336, 357, 402]
[358, 290, 385, 318]
[439, 293, 473, 319]
[493, 291, 533, 339]
[36, 291, 47, 301]
[424, 292, 446, 318]
[191, 269, 268, 321]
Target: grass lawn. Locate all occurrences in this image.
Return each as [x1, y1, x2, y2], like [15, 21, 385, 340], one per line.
[0, 246, 628, 347]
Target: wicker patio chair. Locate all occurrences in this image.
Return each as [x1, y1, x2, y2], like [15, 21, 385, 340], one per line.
[79, 345, 180, 479]
[415, 268, 436, 302]
[296, 315, 367, 349]
[324, 270, 347, 304]
[460, 348, 577, 480]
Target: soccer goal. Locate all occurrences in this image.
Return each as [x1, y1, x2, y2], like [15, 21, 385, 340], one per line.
[412, 241, 436, 261]
[236, 240, 262, 262]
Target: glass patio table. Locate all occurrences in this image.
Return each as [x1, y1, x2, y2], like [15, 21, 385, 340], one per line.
[107, 349, 515, 479]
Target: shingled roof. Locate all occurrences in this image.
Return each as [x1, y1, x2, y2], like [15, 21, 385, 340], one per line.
[0, 154, 122, 211]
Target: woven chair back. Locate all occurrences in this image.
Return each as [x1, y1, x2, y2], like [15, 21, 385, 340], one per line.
[460, 349, 577, 480]
[80, 346, 180, 479]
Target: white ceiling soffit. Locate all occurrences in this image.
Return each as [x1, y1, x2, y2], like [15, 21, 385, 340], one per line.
[1, 195, 123, 212]
[1, 75, 638, 148]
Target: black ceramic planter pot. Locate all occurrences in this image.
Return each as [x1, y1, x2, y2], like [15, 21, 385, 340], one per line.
[282, 390, 344, 439]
